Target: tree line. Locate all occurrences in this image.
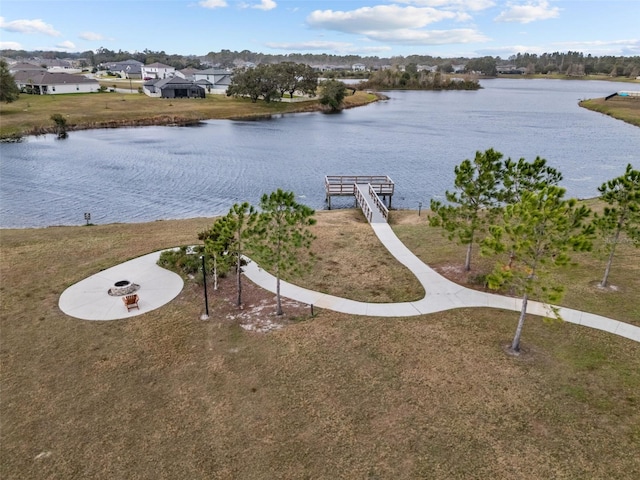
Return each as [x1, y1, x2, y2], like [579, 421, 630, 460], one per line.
[358, 67, 480, 90]
[2, 47, 639, 78]
[226, 63, 350, 112]
[226, 62, 318, 102]
[430, 151, 639, 353]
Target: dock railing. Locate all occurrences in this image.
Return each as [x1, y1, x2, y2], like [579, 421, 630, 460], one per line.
[325, 175, 394, 196]
[354, 185, 373, 222]
[369, 184, 389, 221]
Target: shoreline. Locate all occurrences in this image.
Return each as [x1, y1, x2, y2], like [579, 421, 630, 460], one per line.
[0, 90, 383, 141]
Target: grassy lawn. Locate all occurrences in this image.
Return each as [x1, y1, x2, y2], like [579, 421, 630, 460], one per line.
[0, 90, 379, 139]
[1, 210, 639, 479]
[389, 208, 640, 326]
[579, 96, 640, 127]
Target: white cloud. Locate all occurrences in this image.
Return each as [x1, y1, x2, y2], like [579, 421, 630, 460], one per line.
[306, 5, 488, 47]
[56, 40, 76, 50]
[475, 44, 545, 56]
[79, 31, 104, 41]
[0, 17, 61, 36]
[552, 39, 640, 56]
[265, 40, 391, 55]
[198, 0, 227, 9]
[495, 1, 560, 24]
[369, 28, 489, 45]
[252, 0, 277, 10]
[396, 0, 495, 11]
[0, 41, 22, 50]
[307, 5, 460, 33]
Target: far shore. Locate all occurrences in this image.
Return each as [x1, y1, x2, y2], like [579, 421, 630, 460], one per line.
[0, 90, 381, 140]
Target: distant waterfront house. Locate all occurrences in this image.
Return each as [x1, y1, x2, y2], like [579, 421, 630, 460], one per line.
[352, 63, 367, 72]
[106, 59, 143, 79]
[192, 68, 232, 94]
[8, 62, 47, 74]
[141, 62, 176, 80]
[497, 65, 526, 75]
[176, 68, 200, 81]
[12, 71, 100, 95]
[143, 76, 205, 98]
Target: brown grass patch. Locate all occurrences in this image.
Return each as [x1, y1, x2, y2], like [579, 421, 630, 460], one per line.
[0, 91, 378, 138]
[294, 210, 424, 302]
[390, 208, 640, 325]
[2, 214, 639, 479]
[579, 96, 640, 127]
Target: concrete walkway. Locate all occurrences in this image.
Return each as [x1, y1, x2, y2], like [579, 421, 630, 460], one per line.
[59, 251, 183, 321]
[57, 225, 639, 344]
[243, 223, 640, 343]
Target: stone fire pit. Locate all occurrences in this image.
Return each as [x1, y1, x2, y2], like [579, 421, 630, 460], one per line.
[108, 280, 140, 296]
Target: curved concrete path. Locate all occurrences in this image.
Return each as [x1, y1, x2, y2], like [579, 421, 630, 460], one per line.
[59, 251, 184, 321]
[243, 223, 640, 343]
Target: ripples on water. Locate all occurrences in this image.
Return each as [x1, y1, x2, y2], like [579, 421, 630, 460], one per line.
[1, 79, 639, 228]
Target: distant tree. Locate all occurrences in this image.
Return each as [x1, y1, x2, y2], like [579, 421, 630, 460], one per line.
[319, 79, 348, 112]
[483, 186, 593, 354]
[218, 202, 259, 306]
[199, 218, 234, 291]
[0, 59, 20, 103]
[405, 63, 418, 76]
[50, 113, 68, 139]
[466, 56, 497, 75]
[593, 164, 640, 287]
[227, 65, 279, 103]
[272, 62, 318, 98]
[254, 189, 316, 315]
[430, 149, 504, 271]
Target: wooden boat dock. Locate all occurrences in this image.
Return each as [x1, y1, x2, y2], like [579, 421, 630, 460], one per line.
[324, 175, 395, 223]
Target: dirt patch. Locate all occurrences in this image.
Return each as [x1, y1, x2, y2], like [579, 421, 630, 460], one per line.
[589, 280, 621, 292]
[196, 274, 312, 333]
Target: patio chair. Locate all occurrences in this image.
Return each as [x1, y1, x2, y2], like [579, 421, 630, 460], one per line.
[122, 294, 139, 311]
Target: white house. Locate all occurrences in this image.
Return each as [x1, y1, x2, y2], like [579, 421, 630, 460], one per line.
[192, 68, 233, 94]
[352, 63, 367, 72]
[12, 71, 100, 95]
[141, 62, 175, 80]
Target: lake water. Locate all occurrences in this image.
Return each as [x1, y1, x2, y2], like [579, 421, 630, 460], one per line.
[1, 79, 639, 228]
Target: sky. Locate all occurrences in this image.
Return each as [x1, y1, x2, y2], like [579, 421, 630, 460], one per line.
[0, 0, 638, 59]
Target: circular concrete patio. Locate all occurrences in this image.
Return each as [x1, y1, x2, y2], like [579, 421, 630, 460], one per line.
[58, 251, 184, 321]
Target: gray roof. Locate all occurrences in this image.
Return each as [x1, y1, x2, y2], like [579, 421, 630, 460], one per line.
[9, 62, 47, 72]
[144, 62, 174, 69]
[195, 68, 232, 75]
[147, 76, 202, 89]
[12, 71, 99, 85]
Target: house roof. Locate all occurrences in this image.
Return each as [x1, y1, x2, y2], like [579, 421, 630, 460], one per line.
[194, 68, 232, 75]
[147, 76, 203, 89]
[12, 71, 99, 85]
[144, 62, 174, 69]
[179, 68, 200, 76]
[9, 62, 46, 72]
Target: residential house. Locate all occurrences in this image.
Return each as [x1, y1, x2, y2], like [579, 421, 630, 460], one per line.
[8, 62, 47, 74]
[141, 62, 175, 80]
[12, 71, 100, 95]
[106, 59, 143, 79]
[176, 68, 200, 81]
[497, 65, 526, 75]
[143, 76, 205, 98]
[352, 63, 367, 72]
[192, 68, 232, 94]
